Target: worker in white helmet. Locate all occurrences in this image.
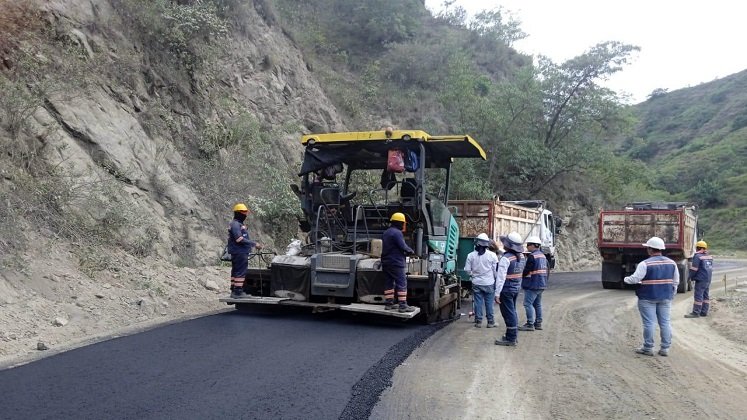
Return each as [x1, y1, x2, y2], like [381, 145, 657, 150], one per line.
[624, 236, 679, 357]
[518, 236, 548, 332]
[464, 233, 499, 328]
[494, 232, 526, 347]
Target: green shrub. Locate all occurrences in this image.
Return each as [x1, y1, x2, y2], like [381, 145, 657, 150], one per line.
[114, 0, 228, 70]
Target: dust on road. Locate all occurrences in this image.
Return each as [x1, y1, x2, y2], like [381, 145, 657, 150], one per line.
[371, 263, 747, 420]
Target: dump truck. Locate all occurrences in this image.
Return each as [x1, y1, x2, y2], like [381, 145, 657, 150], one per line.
[220, 129, 487, 322]
[598, 202, 697, 293]
[451, 198, 560, 293]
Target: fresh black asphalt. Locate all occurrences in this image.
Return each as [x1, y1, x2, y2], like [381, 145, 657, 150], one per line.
[0, 307, 445, 420]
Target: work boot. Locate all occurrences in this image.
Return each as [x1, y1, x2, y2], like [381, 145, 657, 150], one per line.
[486, 322, 497, 328]
[699, 313, 708, 317]
[635, 347, 654, 356]
[230, 288, 247, 299]
[474, 322, 482, 328]
[398, 304, 417, 313]
[534, 322, 543, 330]
[684, 312, 700, 318]
[384, 300, 397, 310]
[494, 336, 517, 346]
[518, 323, 535, 331]
[658, 349, 669, 357]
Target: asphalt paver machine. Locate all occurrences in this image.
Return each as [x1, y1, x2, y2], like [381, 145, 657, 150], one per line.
[221, 129, 486, 322]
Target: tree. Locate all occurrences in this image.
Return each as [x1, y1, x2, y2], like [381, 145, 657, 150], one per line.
[432, 0, 467, 26]
[468, 7, 526, 47]
[647, 88, 668, 100]
[438, 41, 640, 198]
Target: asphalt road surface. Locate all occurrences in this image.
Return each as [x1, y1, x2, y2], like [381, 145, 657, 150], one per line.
[3, 261, 746, 420]
[0, 308, 441, 420]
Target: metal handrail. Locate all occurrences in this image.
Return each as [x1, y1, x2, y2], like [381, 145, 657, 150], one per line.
[352, 204, 372, 255]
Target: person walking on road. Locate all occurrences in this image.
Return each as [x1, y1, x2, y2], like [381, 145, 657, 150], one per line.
[464, 233, 499, 328]
[518, 236, 548, 331]
[494, 232, 526, 346]
[227, 203, 262, 299]
[624, 236, 679, 357]
[685, 240, 714, 318]
[382, 212, 417, 313]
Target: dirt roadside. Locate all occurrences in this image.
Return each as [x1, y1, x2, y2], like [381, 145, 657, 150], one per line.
[371, 261, 747, 420]
[0, 246, 231, 369]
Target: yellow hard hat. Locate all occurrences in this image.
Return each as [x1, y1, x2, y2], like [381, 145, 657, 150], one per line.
[232, 203, 249, 213]
[390, 212, 406, 223]
[696, 240, 708, 249]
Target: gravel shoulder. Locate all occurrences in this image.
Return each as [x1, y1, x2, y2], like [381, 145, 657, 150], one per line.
[371, 262, 747, 419]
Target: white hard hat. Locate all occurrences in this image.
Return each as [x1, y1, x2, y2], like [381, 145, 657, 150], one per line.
[526, 236, 541, 246]
[506, 232, 522, 244]
[475, 233, 490, 246]
[500, 231, 524, 253]
[643, 236, 666, 250]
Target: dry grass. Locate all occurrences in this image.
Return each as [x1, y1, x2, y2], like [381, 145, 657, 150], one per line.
[0, 0, 42, 59]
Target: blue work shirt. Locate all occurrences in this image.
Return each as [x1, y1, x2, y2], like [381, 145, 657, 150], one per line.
[522, 249, 548, 290]
[227, 219, 256, 254]
[689, 250, 713, 282]
[381, 226, 413, 268]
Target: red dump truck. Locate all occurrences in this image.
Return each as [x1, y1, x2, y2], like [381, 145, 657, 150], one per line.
[598, 202, 697, 293]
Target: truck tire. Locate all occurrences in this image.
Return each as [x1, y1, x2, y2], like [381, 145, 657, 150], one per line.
[676, 262, 688, 293]
[601, 262, 623, 289]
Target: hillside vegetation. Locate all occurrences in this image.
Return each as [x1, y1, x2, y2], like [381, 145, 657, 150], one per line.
[1, 0, 741, 269]
[625, 71, 747, 249]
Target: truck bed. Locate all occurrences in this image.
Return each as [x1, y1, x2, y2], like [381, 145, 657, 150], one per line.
[598, 207, 697, 256]
[451, 199, 542, 239]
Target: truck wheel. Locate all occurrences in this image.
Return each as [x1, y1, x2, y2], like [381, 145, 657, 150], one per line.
[676, 262, 688, 293]
[602, 281, 621, 289]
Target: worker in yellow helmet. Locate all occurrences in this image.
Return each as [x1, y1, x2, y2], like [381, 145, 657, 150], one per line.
[382, 212, 416, 313]
[227, 203, 262, 298]
[685, 240, 713, 318]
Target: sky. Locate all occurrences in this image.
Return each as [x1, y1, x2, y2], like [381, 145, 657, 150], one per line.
[424, 0, 747, 103]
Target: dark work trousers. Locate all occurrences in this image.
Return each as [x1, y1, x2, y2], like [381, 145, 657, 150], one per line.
[383, 264, 408, 304]
[499, 290, 519, 342]
[230, 253, 249, 289]
[692, 280, 711, 315]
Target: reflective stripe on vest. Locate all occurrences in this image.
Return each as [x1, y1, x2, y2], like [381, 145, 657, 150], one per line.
[502, 252, 526, 293]
[523, 249, 548, 289]
[691, 251, 713, 282]
[637, 256, 676, 300]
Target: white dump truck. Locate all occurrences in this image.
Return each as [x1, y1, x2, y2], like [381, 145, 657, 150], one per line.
[451, 198, 561, 287]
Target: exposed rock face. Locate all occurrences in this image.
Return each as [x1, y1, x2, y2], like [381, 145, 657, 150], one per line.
[555, 203, 600, 272]
[27, 0, 344, 263]
[0, 0, 346, 364]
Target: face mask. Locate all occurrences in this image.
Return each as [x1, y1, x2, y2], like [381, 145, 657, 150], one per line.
[475, 245, 487, 255]
[235, 212, 247, 222]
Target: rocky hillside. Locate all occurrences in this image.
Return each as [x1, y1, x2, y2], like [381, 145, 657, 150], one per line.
[0, 0, 348, 362]
[1, 0, 346, 260]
